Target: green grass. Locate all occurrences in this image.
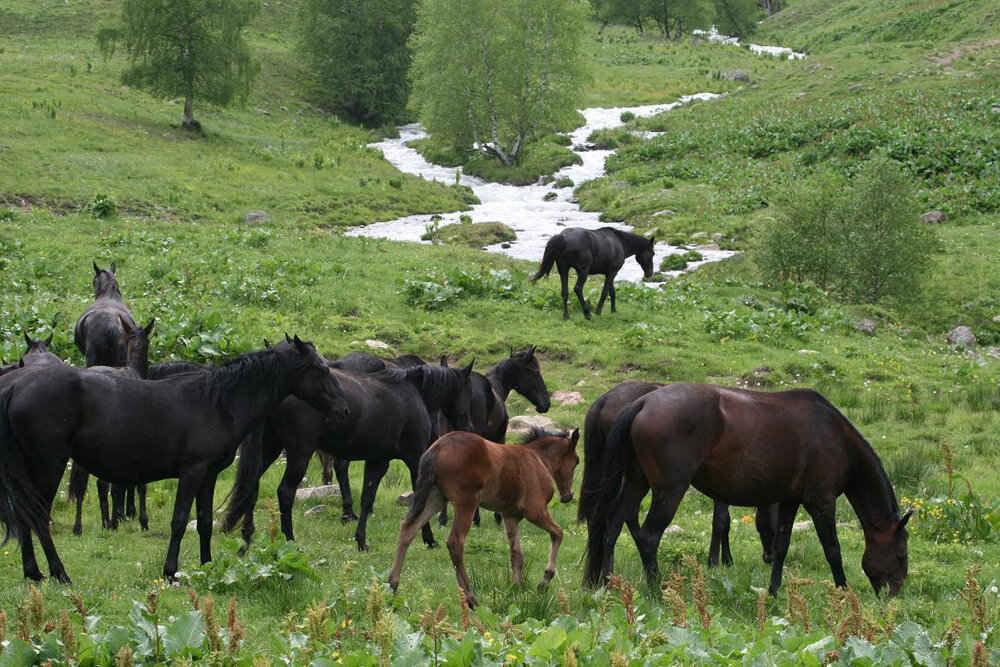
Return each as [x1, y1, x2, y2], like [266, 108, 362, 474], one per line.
[421, 220, 517, 248]
[2, 0, 1000, 662]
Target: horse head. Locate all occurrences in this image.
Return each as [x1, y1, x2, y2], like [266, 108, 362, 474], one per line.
[414, 361, 474, 432]
[861, 509, 912, 597]
[509, 345, 550, 413]
[119, 316, 154, 373]
[92, 261, 121, 299]
[285, 336, 350, 423]
[636, 234, 656, 279]
[550, 429, 580, 503]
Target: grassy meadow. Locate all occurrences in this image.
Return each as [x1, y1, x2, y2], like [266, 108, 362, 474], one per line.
[1, 0, 999, 663]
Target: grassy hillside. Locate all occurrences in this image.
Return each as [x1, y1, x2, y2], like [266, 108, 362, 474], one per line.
[1, 0, 999, 663]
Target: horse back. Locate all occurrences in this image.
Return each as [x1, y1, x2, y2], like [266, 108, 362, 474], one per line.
[74, 303, 135, 366]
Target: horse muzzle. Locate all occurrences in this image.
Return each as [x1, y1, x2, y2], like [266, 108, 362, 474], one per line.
[560, 492, 574, 504]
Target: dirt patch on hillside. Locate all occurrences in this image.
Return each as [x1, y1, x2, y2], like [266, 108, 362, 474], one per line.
[931, 40, 1000, 68]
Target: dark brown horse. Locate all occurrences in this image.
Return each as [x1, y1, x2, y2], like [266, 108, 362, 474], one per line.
[531, 227, 655, 319]
[389, 427, 579, 608]
[0, 333, 63, 376]
[580, 381, 777, 567]
[584, 384, 911, 596]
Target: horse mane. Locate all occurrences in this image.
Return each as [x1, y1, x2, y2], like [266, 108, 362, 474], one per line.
[94, 273, 123, 300]
[148, 361, 209, 380]
[602, 227, 650, 253]
[201, 346, 300, 408]
[518, 426, 567, 445]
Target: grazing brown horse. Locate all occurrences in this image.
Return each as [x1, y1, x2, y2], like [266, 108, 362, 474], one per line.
[580, 380, 777, 567]
[584, 384, 911, 596]
[389, 427, 580, 608]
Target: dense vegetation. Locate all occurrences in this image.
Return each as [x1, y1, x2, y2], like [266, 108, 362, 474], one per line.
[1, 0, 999, 663]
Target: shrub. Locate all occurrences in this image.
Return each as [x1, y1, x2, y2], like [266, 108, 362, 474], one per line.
[619, 110, 636, 122]
[86, 191, 118, 218]
[661, 253, 688, 271]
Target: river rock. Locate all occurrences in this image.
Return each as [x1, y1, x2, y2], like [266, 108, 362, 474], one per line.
[552, 390, 585, 406]
[186, 519, 216, 533]
[793, 521, 812, 532]
[711, 233, 724, 243]
[993, 315, 1000, 324]
[947, 326, 977, 349]
[398, 491, 413, 507]
[611, 181, 629, 189]
[543, 191, 558, 202]
[507, 415, 559, 439]
[853, 319, 877, 336]
[690, 231, 708, 240]
[243, 210, 270, 223]
[652, 209, 676, 217]
[304, 505, 327, 517]
[848, 83, 864, 92]
[921, 210, 947, 224]
[722, 70, 750, 82]
[365, 339, 391, 350]
[295, 485, 341, 501]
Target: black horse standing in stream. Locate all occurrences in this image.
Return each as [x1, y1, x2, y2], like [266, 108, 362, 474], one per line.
[532, 227, 655, 319]
[222, 360, 474, 553]
[583, 383, 912, 596]
[580, 380, 777, 567]
[0, 337, 349, 583]
[69, 262, 147, 532]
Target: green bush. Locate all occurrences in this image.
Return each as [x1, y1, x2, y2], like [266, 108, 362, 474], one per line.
[661, 253, 688, 271]
[86, 191, 118, 219]
[619, 110, 636, 122]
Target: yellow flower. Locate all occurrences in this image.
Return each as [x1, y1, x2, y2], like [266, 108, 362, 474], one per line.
[506, 654, 519, 664]
[742, 515, 754, 524]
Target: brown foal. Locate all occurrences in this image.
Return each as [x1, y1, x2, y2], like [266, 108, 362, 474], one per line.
[389, 427, 579, 607]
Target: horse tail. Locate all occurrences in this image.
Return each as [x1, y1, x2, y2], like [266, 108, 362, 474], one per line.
[66, 462, 89, 502]
[583, 398, 644, 587]
[578, 395, 611, 524]
[221, 422, 268, 533]
[0, 388, 50, 546]
[405, 447, 439, 523]
[531, 234, 564, 282]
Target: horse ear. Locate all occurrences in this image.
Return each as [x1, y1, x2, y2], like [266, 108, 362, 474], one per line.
[93, 261, 101, 275]
[118, 314, 132, 332]
[44, 333, 53, 346]
[507, 345, 515, 357]
[109, 261, 116, 274]
[292, 335, 307, 353]
[144, 318, 155, 336]
[897, 508, 913, 532]
[649, 234, 656, 247]
[569, 429, 580, 447]
[284, 333, 293, 344]
[18, 359, 25, 368]
[262, 338, 272, 349]
[463, 359, 475, 375]
[23, 332, 31, 347]
[440, 354, 448, 367]
[528, 344, 536, 356]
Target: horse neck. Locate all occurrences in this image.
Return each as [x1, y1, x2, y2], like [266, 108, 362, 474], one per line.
[202, 349, 299, 429]
[124, 342, 150, 379]
[609, 229, 646, 258]
[524, 439, 561, 477]
[843, 429, 900, 536]
[485, 358, 517, 401]
[94, 282, 123, 301]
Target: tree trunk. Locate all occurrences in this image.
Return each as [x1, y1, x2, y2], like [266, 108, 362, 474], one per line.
[182, 96, 200, 132]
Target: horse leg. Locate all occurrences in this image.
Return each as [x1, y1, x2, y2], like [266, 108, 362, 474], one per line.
[137, 484, 149, 531]
[527, 508, 563, 589]
[803, 499, 847, 588]
[633, 488, 686, 585]
[501, 516, 524, 586]
[109, 483, 127, 528]
[447, 502, 478, 608]
[556, 261, 571, 319]
[125, 485, 137, 519]
[195, 475, 219, 565]
[69, 464, 89, 536]
[164, 467, 209, 581]
[34, 470, 70, 583]
[405, 456, 438, 548]
[438, 503, 449, 527]
[609, 280, 618, 313]
[319, 451, 334, 486]
[333, 457, 357, 522]
[756, 503, 778, 564]
[18, 526, 44, 581]
[388, 488, 446, 593]
[598, 471, 649, 584]
[595, 274, 614, 315]
[237, 443, 283, 556]
[276, 448, 312, 543]
[766, 501, 800, 596]
[573, 268, 592, 320]
[355, 460, 391, 551]
[709, 502, 733, 567]
[97, 478, 112, 530]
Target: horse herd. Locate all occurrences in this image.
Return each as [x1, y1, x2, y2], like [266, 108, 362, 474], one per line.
[0, 261, 910, 607]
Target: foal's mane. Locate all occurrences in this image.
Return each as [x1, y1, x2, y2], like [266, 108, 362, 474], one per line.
[518, 426, 568, 445]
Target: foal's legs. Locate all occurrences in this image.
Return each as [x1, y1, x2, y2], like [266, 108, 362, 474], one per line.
[388, 488, 446, 593]
[355, 460, 391, 551]
[708, 502, 733, 567]
[573, 267, 593, 320]
[164, 466, 209, 581]
[526, 508, 563, 589]
[447, 501, 479, 607]
[803, 499, 847, 588]
[502, 516, 524, 586]
[767, 501, 800, 595]
[332, 457, 357, 522]
[595, 274, 615, 315]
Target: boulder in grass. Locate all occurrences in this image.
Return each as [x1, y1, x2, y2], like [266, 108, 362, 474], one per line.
[722, 70, 750, 82]
[946, 325, 976, 350]
[304, 505, 327, 517]
[552, 390, 585, 406]
[398, 491, 414, 507]
[507, 415, 559, 441]
[920, 210, 947, 224]
[853, 319, 877, 336]
[243, 210, 270, 223]
[295, 485, 341, 501]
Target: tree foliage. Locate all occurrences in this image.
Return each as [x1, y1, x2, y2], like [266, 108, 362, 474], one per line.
[97, 0, 260, 130]
[713, 0, 761, 38]
[755, 156, 937, 305]
[411, 0, 590, 166]
[298, 0, 417, 125]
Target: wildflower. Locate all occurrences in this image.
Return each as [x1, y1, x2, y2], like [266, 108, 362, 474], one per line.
[742, 514, 754, 524]
[506, 654, 518, 664]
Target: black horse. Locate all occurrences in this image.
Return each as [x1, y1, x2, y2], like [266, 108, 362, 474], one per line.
[0, 337, 349, 583]
[68, 316, 155, 535]
[222, 360, 474, 553]
[580, 380, 777, 568]
[532, 227, 655, 319]
[70, 262, 145, 532]
[438, 345, 552, 526]
[0, 333, 63, 375]
[584, 383, 911, 596]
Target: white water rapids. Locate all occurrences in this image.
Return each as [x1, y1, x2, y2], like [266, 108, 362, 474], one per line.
[346, 36, 805, 284]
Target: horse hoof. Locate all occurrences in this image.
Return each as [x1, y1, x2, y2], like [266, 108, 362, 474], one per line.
[425, 540, 439, 549]
[356, 542, 369, 552]
[237, 545, 250, 558]
[762, 553, 774, 564]
[73, 527, 82, 537]
[141, 523, 149, 532]
[55, 572, 73, 585]
[23, 570, 44, 582]
[341, 513, 357, 524]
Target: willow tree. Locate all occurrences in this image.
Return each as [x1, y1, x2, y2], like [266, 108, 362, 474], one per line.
[411, 0, 589, 166]
[98, 0, 261, 131]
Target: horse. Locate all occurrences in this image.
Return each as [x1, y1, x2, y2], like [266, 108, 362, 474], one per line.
[580, 380, 777, 568]
[222, 360, 474, 553]
[70, 261, 145, 532]
[583, 383, 912, 597]
[0, 333, 63, 376]
[531, 227, 655, 320]
[67, 316, 155, 535]
[437, 345, 552, 526]
[388, 427, 580, 608]
[0, 337, 349, 583]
